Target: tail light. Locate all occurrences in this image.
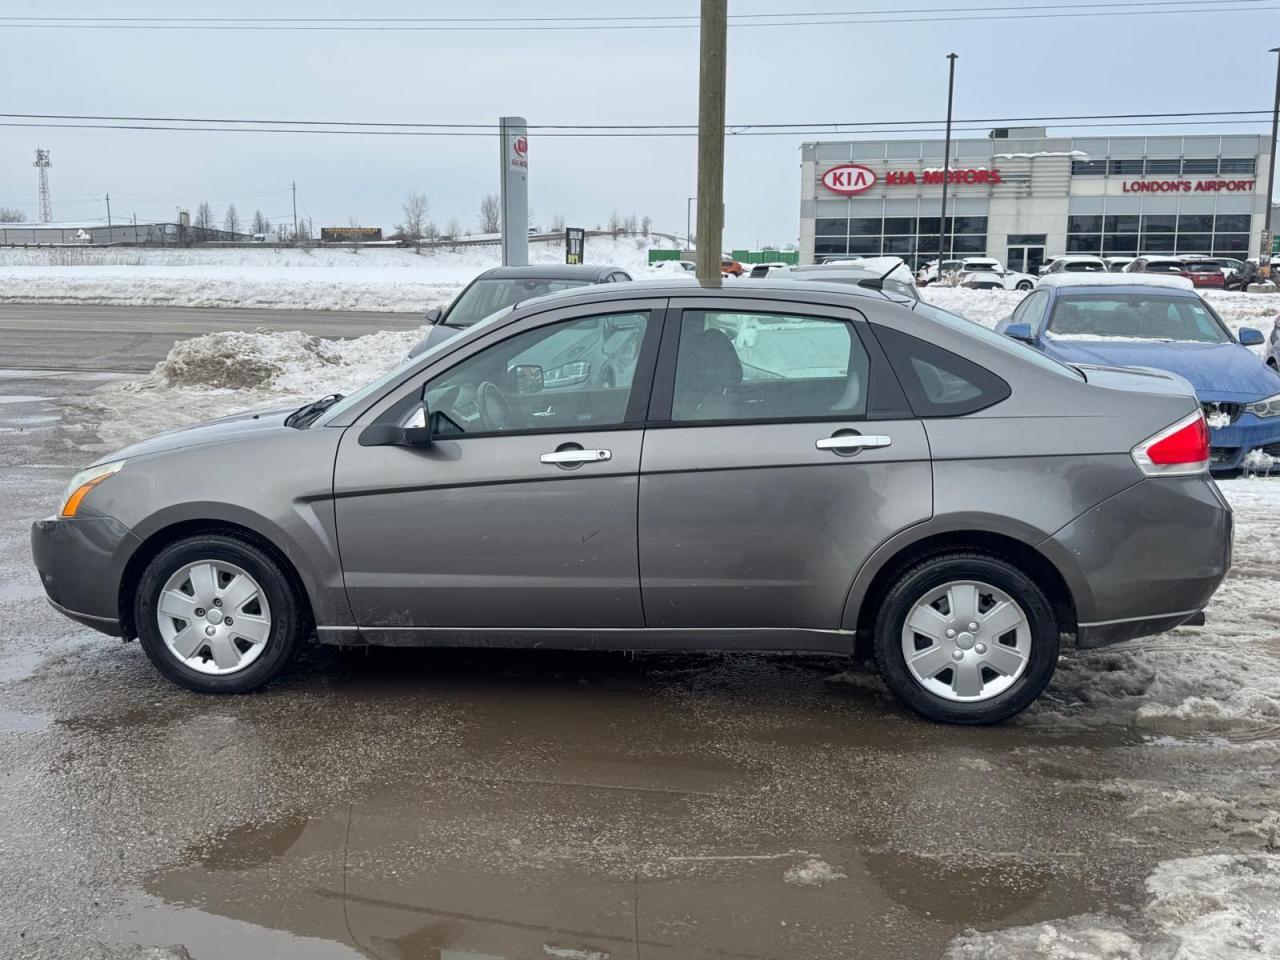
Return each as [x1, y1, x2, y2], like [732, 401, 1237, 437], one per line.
[1131, 410, 1211, 477]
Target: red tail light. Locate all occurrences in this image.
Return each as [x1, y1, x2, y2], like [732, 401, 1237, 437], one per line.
[1132, 411, 1211, 476]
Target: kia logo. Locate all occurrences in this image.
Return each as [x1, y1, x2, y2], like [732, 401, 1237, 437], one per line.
[822, 163, 877, 195]
[514, 136, 528, 156]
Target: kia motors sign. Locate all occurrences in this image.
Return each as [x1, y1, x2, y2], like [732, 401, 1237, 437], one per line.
[499, 116, 529, 266]
[822, 164, 878, 195]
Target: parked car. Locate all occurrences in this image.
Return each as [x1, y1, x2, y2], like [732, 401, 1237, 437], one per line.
[1266, 314, 1280, 369]
[1104, 257, 1136, 273]
[408, 264, 631, 357]
[721, 258, 745, 277]
[1183, 260, 1226, 290]
[773, 259, 920, 300]
[1042, 255, 1109, 275]
[748, 261, 791, 278]
[916, 259, 964, 285]
[1123, 256, 1190, 279]
[34, 280, 1230, 724]
[1226, 259, 1260, 291]
[955, 257, 1036, 291]
[995, 274, 1280, 471]
[651, 259, 696, 275]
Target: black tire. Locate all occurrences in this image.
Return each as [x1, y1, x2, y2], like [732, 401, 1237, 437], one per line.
[1016, 280, 1033, 291]
[872, 552, 1059, 724]
[134, 533, 307, 693]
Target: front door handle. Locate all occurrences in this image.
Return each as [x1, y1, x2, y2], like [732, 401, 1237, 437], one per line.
[816, 434, 892, 452]
[540, 448, 612, 465]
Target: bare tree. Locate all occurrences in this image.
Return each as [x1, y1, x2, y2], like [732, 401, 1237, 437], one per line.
[274, 221, 290, 241]
[346, 214, 362, 252]
[446, 216, 462, 250]
[623, 213, 638, 234]
[295, 219, 312, 242]
[251, 209, 269, 236]
[194, 202, 213, 232]
[223, 204, 241, 235]
[423, 219, 439, 246]
[0, 206, 27, 222]
[641, 215, 652, 237]
[551, 211, 566, 233]
[397, 191, 429, 252]
[608, 210, 623, 237]
[478, 194, 501, 234]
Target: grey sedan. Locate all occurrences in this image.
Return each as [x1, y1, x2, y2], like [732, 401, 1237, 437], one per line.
[32, 281, 1232, 723]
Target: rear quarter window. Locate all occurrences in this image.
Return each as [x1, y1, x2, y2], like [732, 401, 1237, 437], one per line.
[872, 325, 1012, 417]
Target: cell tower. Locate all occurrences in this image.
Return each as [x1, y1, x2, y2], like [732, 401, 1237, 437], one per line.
[33, 148, 52, 222]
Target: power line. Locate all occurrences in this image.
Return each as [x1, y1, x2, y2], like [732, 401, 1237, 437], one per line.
[0, 3, 1268, 30]
[0, 109, 1270, 132]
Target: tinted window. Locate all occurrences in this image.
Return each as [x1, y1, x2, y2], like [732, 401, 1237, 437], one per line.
[1046, 294, 1229, 344]
[419, 312, 651, 435]
[447, 277, 594, 327]
[873, 326, 1012, 417]
[1011, 289, 1050, 332]
[671, 311, 869, 423]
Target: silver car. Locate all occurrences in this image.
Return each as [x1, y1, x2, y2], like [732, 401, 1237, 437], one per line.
[32, 281, 1232, 723]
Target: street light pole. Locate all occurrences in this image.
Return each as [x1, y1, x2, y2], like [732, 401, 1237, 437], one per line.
[695, 0, 727, 281]
[939, 53, 958, 267]
[1261, 46, 1280, 283]
[687, 195, 696, 251]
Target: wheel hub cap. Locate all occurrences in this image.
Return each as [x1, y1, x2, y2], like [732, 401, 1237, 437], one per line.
[899, 579, 1032, 703]
[156, 560, 272, 676]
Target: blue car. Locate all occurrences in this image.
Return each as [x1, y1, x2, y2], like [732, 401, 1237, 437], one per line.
[995, 277, 1280, 471]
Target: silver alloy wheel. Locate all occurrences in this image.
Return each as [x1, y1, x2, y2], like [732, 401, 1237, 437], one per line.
[899, 579, 1031, 703]
[156, 560, 273, 676]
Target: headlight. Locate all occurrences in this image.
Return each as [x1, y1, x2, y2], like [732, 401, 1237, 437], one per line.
[60, 460, 125, 518]
[1246, 394, 1280, 418]
[543, 361, 590, 388]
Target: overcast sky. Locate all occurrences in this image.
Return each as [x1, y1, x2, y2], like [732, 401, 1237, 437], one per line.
[0, 1, 1273, 246]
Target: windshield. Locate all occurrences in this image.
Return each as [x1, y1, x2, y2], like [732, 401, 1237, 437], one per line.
[908, 300, 1084, 379]
[446, 277, 593, 328]
[964, 262, 998, 272]
[1045, 293, 1230, 343]
[1064, 261, 1105, 272]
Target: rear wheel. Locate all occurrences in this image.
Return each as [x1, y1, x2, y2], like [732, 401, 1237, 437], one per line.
[134, 534, 306, 693]
[1016, 280, 1033, 291]
[873, 552, 1058, 724]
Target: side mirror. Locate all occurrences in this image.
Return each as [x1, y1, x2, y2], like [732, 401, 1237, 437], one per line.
[424, 306, 443, 324]
[1005, 322, 1035, 343]
[508, 363, 544, 394]
[1238, 327, 1264, 347]
[359, 386, 434, 447]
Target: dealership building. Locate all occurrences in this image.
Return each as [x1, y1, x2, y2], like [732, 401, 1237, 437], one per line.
[799, 127, 1272, 273]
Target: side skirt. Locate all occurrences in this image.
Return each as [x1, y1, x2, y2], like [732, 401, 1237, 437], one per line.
[315, 625, 855, 654]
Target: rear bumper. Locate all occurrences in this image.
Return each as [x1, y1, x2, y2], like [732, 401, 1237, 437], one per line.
[31, 515, 140, 637]
[1041, 474, 1232, 646]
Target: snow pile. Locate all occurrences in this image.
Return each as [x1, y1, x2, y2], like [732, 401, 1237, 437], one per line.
[782, 858, 847, 886]
[946, 854, 1280, 959]
[146, 330, 340, 389]
[0, 236, 677, 312]
[1038, 271, 1193, 290]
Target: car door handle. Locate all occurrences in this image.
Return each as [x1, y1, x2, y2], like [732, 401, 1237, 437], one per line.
[816, 435, 892, 452]
[540, 448, 612, 465]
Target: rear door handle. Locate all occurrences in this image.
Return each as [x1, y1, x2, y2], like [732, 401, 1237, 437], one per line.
[540, 448, 612, 465]
[816, 435, 892, 452]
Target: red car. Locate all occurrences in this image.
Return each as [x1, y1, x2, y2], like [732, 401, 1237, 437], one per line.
[1185, 261, 1225, 289]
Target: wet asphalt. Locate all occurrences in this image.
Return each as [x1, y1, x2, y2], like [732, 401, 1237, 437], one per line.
[1, 314, 1277, 960]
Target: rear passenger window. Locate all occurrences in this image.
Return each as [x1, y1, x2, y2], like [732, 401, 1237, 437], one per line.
[874, 325, 1011, 417]
[671, 311, 870, 423]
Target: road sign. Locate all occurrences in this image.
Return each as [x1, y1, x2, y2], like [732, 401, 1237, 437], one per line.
[565, 227, 585, 264]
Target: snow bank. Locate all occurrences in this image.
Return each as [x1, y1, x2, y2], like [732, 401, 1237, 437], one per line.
[0, 236, 677, 313]
[946, 854, 1280, 959]
[782, 858, 847, 886]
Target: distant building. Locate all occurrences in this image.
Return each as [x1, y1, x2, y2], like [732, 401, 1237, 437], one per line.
[0, 219, 251, 244]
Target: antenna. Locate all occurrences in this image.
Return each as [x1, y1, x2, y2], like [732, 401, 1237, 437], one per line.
[33, 147, 52, 222]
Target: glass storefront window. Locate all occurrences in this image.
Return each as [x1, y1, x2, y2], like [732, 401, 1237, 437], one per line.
[1218, 158, 1256, 174]
[952, 216, 988, 235]
[1141, 234, 1176, 252]
[918, 217, 941, 234]
[1178, 214, 1213, 233]
[1071, 160, 1106, 175]
[1144, 158, 1180, 174]
[849, 217, 882, 236]
[816, 218, 848, 237]
[883, 236, 916, 253]
[1141, 215, 1177, 233]
[915, 235, 941, 254]
[847, 237, 882, 255]
[1103, 234, 1139, 253]
[1177, 233, 1212, 252]
[951, 235, 987, 254]
[1213, 233, 1249, 253]
[1215, 214, 1250, 233]
[883, 217, 916, 235]
[1181, 157, 1218, 174]
[1067, 215, 1103, 233]
[1105, 214, 1140, 233]
[815, 238, 849, 256]
[1108, 159, 1144, 175]
[1067, 235, 1103, 252]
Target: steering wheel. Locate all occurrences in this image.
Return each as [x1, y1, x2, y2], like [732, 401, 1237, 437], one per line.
[477, 380, 514, 432]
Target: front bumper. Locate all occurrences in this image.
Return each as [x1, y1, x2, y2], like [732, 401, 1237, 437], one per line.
[1208, 412, 1280, 471]
[1040, 474, 1232, 647]
[31, 515, 141, 637]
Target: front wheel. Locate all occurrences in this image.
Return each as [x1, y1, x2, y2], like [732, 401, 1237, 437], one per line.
[1015, 280, 1033, 291]
[134, 533, 306, 693]
[873, 552, 1058, 724]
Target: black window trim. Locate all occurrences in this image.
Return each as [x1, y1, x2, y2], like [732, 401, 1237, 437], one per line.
[645, 299, 914, 429]
[868, 323, 1012, 418]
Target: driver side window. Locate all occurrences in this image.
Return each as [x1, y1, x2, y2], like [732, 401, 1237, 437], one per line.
[418, 312, 651, 436]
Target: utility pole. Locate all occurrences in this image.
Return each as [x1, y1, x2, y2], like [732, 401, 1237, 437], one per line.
[291, 181, 298, 241]
[132, 212, 138, 243]
[1261, 46, 1280, 283]
[695, 0, 727, 281]
[687, 195, 696, 251]
[105, 193, 112, 238]
[939, 53, 959, 267]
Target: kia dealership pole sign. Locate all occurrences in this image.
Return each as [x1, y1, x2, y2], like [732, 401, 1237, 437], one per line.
[499, 116, 529, 266]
